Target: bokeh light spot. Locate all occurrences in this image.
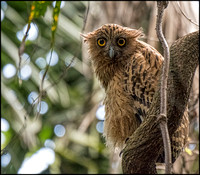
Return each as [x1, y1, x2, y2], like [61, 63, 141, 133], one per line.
[18, 65, 32, 80]
[188, 143, 196, 151]
[23, 23, 38, 41]
[21, 53, 30, 64]
[3, 64, 16, 79]
[46, 50, 59, 66]
[96, 105, 105, 120]
[1, 118, 10, 132]
[16, 30, 24, 41]
[17, 23, 38, 41]
[35, 57, 46, 69]
[37, 101, 48, 115]
[44, 139, 55, 150]
[28, 91, 38, 104]
[1, 9, 4, 21]
[18, 148, 55, 174]
[54, 124, 66, 137]
[1, 1, 7, 11]
[1, 153, 11, 167]
[39, 70, 49, 80]
[52, 1, 65, 8]
[96, 121, 104, 133]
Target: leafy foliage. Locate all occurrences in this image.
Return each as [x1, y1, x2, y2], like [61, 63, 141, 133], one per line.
[1, 1, 109, 174]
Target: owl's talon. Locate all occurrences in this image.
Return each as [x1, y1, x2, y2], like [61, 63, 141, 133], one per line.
[125, 137, 129, 143]
[119, 149, 124, 157]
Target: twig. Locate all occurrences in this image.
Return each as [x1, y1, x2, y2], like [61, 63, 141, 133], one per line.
[18, 22, 31, 85]
[37, 1, 90, 117]
[44, 57, 75, 91]
[1, 111, 29, 156]
[156, 1, 172, 174]
[81, 1, 90, 33]
[45, 1, 90, 92]
[176, 1, 199, 27]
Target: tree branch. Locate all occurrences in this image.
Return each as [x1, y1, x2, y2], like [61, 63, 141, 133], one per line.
[176, 1, 199, 27]
[122, 31, 199, 174]
[155, 1, 172, 173]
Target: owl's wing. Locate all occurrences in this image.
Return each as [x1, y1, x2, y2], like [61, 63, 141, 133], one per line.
[123, 42, 163, 123]
[124, 41, 189, 163]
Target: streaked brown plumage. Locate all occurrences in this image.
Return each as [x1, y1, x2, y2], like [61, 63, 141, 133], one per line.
[82, 24, 189, 163]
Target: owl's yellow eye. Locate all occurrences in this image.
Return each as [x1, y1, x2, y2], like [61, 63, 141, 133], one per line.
[117, 38, 126, 47]
[97, 38, 106, 47]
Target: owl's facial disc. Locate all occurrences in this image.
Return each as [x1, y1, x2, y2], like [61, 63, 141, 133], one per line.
[109, 46, 115, 59]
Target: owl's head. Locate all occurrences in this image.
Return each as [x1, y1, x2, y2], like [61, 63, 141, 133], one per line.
[81, 24, 144, 62]
[81, 24, 144, 88]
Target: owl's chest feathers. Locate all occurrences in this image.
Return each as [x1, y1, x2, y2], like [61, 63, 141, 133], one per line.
[103, 67, 135, 119]
[103, 67, 139, 149]
[93, 57, 128, 89]
[102, 51, 162, 121]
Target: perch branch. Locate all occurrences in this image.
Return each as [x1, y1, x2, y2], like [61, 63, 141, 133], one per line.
[155, 1, 172, 173]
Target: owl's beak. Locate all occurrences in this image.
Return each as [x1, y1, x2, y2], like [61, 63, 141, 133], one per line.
[109, 46, 115, 59]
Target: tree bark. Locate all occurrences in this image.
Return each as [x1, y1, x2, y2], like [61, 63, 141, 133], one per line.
[122, 31, 199, 174]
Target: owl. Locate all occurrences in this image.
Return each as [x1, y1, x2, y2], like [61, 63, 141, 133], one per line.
[82, 24, 189, 163]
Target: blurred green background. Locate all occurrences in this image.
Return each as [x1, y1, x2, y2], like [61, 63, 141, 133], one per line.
[1, 1, 199, 174]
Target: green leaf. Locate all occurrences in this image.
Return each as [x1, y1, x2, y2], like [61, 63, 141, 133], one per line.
[38, 124, 53, 142]
[51, 1, 61, 45]
[28, 1, 52, 22]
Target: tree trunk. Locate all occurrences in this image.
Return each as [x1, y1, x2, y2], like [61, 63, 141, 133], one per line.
[122, 30, 199, 174]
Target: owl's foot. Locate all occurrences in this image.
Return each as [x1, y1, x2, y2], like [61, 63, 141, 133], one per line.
[119, 137, 130, 157]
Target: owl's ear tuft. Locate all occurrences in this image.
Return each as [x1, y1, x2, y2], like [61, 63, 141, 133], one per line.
[129, 27, 145, 39]
[80, 33, 89, 43]
[137, 27, 145, 38]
